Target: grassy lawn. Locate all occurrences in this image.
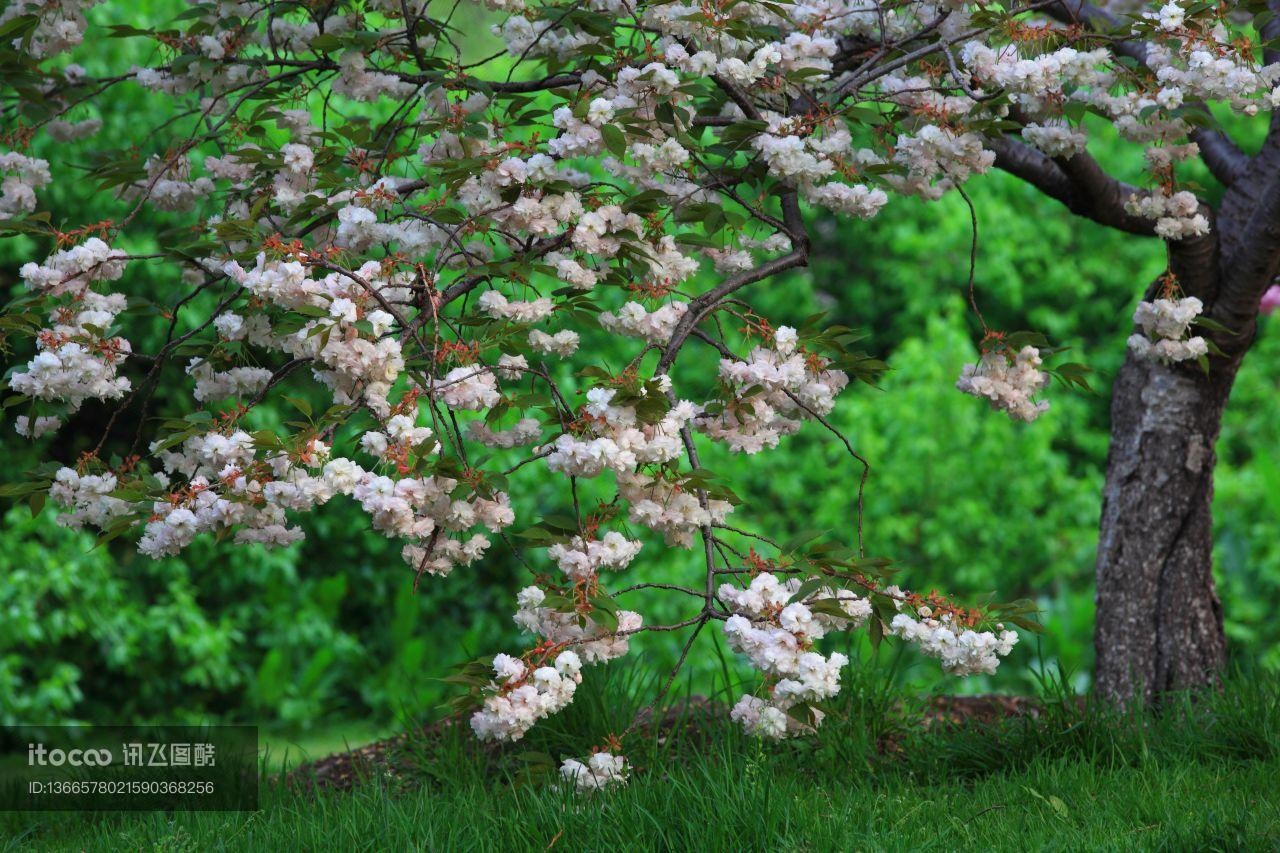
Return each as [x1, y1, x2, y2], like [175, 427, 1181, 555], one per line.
[4, 670, 1279, 851]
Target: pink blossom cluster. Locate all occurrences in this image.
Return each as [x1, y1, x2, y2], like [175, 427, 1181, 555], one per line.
[955, 346, 1050, 423]
[719, 573, 870, 738]
[886, 591, 1019, 677]
[1128, 296, 1208, 363]
[470, 650, 584, 741]
[560, 752, 630, 791]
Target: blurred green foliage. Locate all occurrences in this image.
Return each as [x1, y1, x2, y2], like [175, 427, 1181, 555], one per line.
[0, 503, 515, 727]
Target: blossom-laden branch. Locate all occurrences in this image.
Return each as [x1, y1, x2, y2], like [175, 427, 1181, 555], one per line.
[1, 0, 1277, 787]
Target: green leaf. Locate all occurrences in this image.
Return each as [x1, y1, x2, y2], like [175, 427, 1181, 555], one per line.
[789, 575, 831, 603]
[1193, 315, 1236, 335]
[252, 429, 283, 450]
[0, 14, 38, 41]
[284, 395, 312, 418]
[809, 598, 856, 619]
[1051, 361, 1094, 393]
[868, 616, 884, 649]
[92, 517, 137, 550]
[0, 480, 43, 497]
[541, 593, 576, 612]
[717, 119, 768, 149]
[589, 594, 620, 632]
[601, 124, 627, 159]
[310, 33, 344, 51]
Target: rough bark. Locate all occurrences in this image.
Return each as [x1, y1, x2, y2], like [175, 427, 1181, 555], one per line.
[1092, 350, 1235, 705]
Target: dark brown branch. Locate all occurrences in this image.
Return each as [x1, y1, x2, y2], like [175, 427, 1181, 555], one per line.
[1190, 128, 1248, 188]
[782, 389, 870, 557]
[657, 249, 809, 372]
[479, 73, 583, 93]
[987, 136, 1157, 236]
[1045, 0, 1144, 60]
[1215, 170, 1280, 334]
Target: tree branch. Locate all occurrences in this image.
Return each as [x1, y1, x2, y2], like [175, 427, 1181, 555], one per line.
[1191, 128, 1248, 188]
[657, 250, 809, 372]
[987, 136, 1157, 236]
[1215, 170, 1280, 334]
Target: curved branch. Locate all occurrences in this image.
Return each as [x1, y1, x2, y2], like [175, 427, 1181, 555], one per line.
[1191, 127, 1248, 188]
[1216, 174, 1280, 333]
[657, 249, 809, 372]
[988, 136, 1157, 236]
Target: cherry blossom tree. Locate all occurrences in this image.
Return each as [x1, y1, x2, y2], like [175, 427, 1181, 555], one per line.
[1, 0, 1277, 780]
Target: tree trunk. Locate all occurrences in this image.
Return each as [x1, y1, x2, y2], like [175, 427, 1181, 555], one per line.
[1093, 349, 1236, 706]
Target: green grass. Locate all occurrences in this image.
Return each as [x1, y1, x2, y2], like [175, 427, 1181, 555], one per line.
[4, 665, 1280, 851]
